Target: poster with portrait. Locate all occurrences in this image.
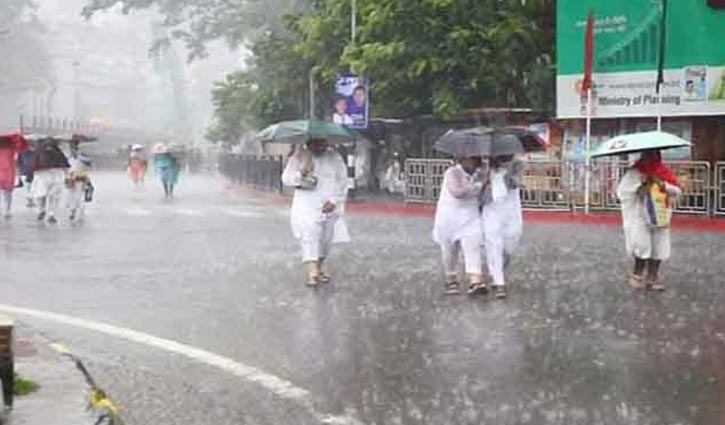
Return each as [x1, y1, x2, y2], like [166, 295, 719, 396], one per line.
[333, 75, 369, 130]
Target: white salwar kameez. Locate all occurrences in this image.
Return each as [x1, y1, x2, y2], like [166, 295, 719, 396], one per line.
[481, 169, 523, 287]
[282, 149, 350, 263]
[616, 169, 681, 261]
[432, 165, 483, 275]
[31, 168, 66, 218]
[66, 156, 92, 217]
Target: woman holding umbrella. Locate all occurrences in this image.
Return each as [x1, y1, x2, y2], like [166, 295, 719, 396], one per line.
[617, 150, 681, 291]
[262, 120, 355, 287]
[282, 139, 350, 287]
[0, 134, 28, 218]
[431, 129, 488, 295]
[127, 145, 148, 189]
[591, 131, 689, 291]
[153, 143, 180, 199]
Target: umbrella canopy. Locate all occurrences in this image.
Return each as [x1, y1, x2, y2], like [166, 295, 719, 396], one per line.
[501, 126, 547, 152]
[131, 144, 145, 151]
[434, 127, 525, 157]
[256, 119, 358, 145]
[589, 131, 691, 158]
[152, 143, 169, 154]
[0, 133, 28, 151]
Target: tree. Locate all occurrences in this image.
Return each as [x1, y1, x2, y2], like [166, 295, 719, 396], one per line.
[81, 0, 308, 60]
[84, 0, 556, 145]
[0, 0, 53, 98]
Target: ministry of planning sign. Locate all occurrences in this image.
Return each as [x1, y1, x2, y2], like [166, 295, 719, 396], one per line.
[557, 0, 725, 119]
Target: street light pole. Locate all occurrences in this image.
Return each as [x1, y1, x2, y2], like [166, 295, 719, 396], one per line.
[351, 0, 357, 43]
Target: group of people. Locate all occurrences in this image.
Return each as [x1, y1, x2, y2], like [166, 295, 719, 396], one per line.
[126, 143, 181, 199]
[282, 138, 682, 295]
[0, 134, 93, 223]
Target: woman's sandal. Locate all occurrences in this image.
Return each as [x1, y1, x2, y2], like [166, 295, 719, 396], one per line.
[444, 281, 461, 295]
[492, 285, 507, 299]
[467, 282, 488, 295]
[646, 281, 666, 292]
[306, 275, 320, 287]
[627, 274, 646, 290]
[319, 274, 332, 284]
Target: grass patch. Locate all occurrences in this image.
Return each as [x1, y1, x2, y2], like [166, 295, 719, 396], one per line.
[14, 375, 39, 396]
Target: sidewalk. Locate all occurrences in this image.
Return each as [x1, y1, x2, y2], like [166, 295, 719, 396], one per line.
[225, 184, 725, 233]
[3, 325, 88, 425]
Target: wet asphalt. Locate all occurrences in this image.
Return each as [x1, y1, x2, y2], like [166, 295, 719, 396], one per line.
[1, 172, 725, 425]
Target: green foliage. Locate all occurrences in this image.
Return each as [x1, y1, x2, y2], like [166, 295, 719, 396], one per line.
[85, 0, 555, 145]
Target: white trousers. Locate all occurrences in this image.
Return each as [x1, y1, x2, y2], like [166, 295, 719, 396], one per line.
[66, 182, 85, 213]
[483, 203, 522, 287]
[300, 217, 337, 263]
[1, 190, 12, 215]
[440, 234, 482, 276]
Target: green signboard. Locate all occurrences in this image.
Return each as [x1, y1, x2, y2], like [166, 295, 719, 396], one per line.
[557, 0, 725, 118]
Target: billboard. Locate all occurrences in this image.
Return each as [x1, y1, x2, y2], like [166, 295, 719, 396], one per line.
[333, 75, 368, 130]
[557, 0, 725, 119]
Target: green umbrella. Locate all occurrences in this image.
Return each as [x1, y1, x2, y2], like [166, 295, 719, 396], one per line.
[589, 131, 691, 158]
[256, 119, 359, 145]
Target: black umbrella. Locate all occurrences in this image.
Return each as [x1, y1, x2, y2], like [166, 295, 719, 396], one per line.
[434, 127, 525, 157]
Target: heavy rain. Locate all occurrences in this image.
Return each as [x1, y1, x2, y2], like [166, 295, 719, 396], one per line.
[1, 0, 725, 424]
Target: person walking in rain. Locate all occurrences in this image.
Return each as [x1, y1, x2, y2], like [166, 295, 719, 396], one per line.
[153, 144, 180, 199]
[480, 155, 524, 299]
[0, 134, 27, 218]
[617, 150, 681, 291]
[31, 138, 69, 224]
[282, 139, 350, 287]
[127, 145, 148, 189]
[432, 156, 486, 295]
[66, 140, 93, 222]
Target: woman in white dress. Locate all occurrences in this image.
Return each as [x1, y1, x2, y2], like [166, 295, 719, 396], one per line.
[282, 139, 350, 287]
[480, 155, 524, 299]
[616, 150, 681, 291]
[432, 156, 485, 295]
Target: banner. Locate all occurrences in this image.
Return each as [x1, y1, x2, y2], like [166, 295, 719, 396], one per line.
[557, 0, 725, 118]
[333, 75, 368, 130]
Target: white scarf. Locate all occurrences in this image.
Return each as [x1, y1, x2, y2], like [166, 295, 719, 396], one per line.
[491, 169, 508, 202]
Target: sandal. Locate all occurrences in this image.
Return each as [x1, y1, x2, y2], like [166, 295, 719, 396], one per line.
[492, 285, 507, 299]
[306, 275, 320, 288]
[319, 274, 331, 284]
[467, 282, 488, 295]
[444, 281, 461, 295]
[646, 281, 666, 292]
[627, 274, 646, 290]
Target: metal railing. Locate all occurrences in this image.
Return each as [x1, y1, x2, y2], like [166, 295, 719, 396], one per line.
[667, 161, 711, 215]
[404, 159, 721, 216]
[219, 154, 284, 193]
[404, 159, 454, 204]
[716, 162, 725, 216]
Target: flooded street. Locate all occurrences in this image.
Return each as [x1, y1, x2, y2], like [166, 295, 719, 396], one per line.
[1, 172, 724, 424]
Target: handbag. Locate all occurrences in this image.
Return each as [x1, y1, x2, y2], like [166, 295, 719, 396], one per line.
[84, 182, 95, 203]
[643, 181, 672, 228]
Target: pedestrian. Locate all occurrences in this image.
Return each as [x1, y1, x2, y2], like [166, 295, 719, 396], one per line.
[66, 140, 93, 222]
[432, 156, 485, 295]
[480, 155, 524, 299]
[153, 144, 180, 199]
[127, 145, 148, 189]
[281, 139, 350, 287]
[383, 153, 404, 194]
[617, 150, 682, 291]
[0, 134, 27, 218]
[31, 138, 69, 224]
[17, 147, 35, 207]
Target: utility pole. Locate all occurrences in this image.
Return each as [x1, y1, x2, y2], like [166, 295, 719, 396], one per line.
[351, 0, 357, 43]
